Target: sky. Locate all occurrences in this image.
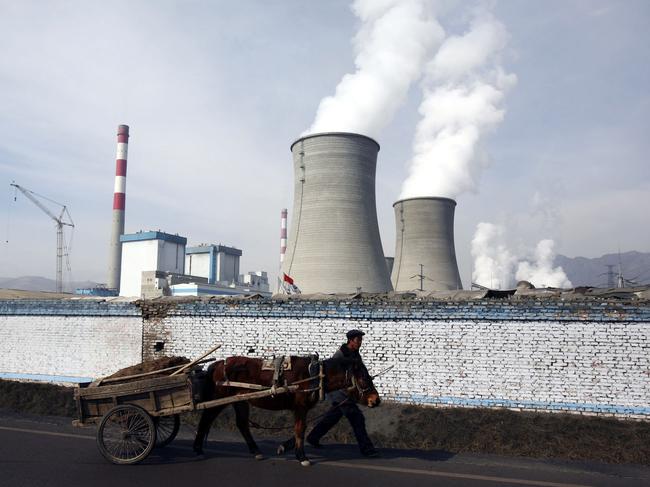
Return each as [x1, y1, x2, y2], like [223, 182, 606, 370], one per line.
[1, 0, 649, 289]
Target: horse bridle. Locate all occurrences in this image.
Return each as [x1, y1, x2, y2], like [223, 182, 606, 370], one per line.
[345, 367, 373, 398]
[298, 359, 373, 400]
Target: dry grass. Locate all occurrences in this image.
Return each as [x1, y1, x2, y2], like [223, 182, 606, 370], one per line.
[0, 379, 75, 417]
[1, 379, 648, 465]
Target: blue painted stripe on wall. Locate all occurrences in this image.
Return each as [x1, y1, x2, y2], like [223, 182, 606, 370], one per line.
[0, 372, 94, 384]
[399, 394, 650, 415]
[0, 300, 141, 316]
[1, 298, 649, 321]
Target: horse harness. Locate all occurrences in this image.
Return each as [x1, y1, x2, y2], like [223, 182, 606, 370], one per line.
[222, 354, 368, 401]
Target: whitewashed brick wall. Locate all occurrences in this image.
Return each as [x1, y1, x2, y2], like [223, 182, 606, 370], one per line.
[1, 298, 648, 419]
[144, 314, 650, 419]
[0, 315, 142, 379]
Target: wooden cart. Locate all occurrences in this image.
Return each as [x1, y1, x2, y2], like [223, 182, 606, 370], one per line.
[73, 347, 298, 465]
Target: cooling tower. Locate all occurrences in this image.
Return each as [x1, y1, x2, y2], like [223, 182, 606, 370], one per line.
[392, 197, 463, 291]
[281, 132, 392, 294]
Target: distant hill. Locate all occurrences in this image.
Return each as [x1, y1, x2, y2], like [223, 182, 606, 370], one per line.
[555, 251, 650, 287]
[0, 276, 100, 293]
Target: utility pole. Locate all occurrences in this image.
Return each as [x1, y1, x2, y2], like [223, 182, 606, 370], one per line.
[10, 182, 74, 293]
[617, 251, 625, 288]
[409, 264, 425, 291]
[605, 264, 615, 288]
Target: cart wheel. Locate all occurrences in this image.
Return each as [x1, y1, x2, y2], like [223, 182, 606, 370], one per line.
[96, 404, 156, 465]
[154, 414, 180, 448]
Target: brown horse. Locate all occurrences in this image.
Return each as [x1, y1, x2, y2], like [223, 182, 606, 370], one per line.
[193, 354, 380, 466]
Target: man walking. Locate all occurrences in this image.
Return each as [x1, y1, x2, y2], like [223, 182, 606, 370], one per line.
[306, 329, 379, 457]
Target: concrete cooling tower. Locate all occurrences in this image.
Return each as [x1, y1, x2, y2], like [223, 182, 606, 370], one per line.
[281, 132, 393, 294]
[392, 197, 463, 291]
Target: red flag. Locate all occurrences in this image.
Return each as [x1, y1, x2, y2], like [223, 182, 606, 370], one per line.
[283, 273, 294, 285]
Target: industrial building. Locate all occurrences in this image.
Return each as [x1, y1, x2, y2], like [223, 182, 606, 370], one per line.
[281, 132, 393, 294]
[103, 126, 463, 298]
[119, 231, 187, 297]
[170, 276, 270, 297]
[185, 244, 242, 285]
[117, 231, 269, 298]
[392, 197, 463, 291]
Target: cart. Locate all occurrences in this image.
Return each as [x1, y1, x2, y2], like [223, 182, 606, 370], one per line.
[73, 345, 299, 465]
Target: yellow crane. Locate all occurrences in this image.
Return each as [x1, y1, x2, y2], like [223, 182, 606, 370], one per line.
[10, 182, 74, 293]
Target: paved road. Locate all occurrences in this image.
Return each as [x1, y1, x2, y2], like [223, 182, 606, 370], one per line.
[0, 413, 648, 487]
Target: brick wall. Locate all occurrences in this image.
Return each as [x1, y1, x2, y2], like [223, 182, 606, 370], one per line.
[141, 299, 650, 419]
[0, 299, 141, 380]
[1, 297, 648, 418]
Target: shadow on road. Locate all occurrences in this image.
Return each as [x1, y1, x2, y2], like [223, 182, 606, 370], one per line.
[144, 438, 456, 466]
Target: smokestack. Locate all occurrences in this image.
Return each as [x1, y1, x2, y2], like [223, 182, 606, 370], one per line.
[279, 208, 287, 265]
[392, 197, 463, 291]
[107, 124, 129, 291]
[281, 132, 392, 294]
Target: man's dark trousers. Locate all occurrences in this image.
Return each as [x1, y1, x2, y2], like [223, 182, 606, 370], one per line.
[307, 401, 374, 453]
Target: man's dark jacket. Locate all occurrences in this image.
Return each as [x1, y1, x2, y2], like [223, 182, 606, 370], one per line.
[329, 343, 361, 402]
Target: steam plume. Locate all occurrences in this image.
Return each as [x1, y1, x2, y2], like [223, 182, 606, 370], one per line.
[400, 8, 516, 200]
[516, 240, 573, 289]
[471, 222, 572, 289]
[306, 0, 444, 138]
[470, 222, 517, 289]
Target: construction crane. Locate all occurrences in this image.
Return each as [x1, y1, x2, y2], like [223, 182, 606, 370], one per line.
[10, 182, 74, 293]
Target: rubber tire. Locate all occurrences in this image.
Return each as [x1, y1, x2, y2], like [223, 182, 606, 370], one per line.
[154, 414, 180, 448]
[96, 404, 156, 465]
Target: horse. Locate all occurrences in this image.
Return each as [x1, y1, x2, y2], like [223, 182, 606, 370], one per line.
[192, 354, 380, 466]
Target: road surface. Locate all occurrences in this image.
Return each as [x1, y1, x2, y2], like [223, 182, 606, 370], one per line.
[0, 412, 648, 487]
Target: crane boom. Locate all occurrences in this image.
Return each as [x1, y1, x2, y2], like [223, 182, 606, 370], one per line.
[10, 182, 74, 292]
[10, 183, 74, 227]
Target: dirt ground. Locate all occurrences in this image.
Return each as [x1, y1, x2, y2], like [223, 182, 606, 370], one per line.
[1, 378, 648, 465]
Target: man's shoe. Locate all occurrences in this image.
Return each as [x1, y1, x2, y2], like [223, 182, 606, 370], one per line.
[362, 448, 380, 458]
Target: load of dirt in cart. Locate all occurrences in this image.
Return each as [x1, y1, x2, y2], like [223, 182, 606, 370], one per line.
[95, 356, 191, 385]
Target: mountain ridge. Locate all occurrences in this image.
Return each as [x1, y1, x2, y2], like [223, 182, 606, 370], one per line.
[555, 251, 650, 287]
[2, 251, 649, 292]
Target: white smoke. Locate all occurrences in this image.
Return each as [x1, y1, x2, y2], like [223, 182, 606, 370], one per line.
[470, 222, 517, 289]
[400, 8, 516, 200]
[471, 222, 572, 289]
[305, 0, 445, 138]
[516, 239, 573, 289]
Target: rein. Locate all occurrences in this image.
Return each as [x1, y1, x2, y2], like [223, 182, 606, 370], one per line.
[291, 360, 369, 398]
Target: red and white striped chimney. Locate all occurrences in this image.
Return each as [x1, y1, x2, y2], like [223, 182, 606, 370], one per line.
[280, 208, 287, 265]
[107, 124, 129, 291]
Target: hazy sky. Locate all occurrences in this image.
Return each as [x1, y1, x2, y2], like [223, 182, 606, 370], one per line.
[1, 0, 649, 288]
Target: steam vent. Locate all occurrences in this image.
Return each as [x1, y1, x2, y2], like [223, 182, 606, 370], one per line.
[281, 132, 393, 294]
[392, 197, 463, 291]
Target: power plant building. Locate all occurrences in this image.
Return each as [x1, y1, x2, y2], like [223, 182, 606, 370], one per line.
[185, 244, 242, 285]
[119, 231, 187, 297]
[392, 197, 463, 292]
[281, 132, 392, 294]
